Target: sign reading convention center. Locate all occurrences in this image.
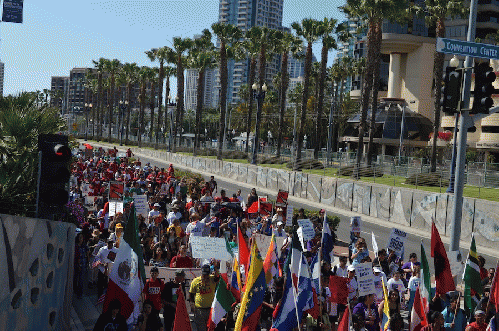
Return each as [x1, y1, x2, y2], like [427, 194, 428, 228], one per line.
[436, 37, 499, 60]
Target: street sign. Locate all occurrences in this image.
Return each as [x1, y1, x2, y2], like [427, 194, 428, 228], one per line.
[436, 37, 499, 60]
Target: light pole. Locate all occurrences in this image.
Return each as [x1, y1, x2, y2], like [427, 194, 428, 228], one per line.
[119, 100, 128, 146]
[167, 95, 178, 152]
[84, 103, 92, 141]
[446, 55, 461, 193]
[251, 82, 267, 165]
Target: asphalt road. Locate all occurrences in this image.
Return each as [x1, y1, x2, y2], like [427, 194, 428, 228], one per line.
[129, 152, 499, 273]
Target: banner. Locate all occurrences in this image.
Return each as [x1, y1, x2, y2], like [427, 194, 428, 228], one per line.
[133, 195, 149, 218]
[276, 190, 288, 207]
[109, 182, 124, 200]
[85, 195, 102, 207]
[189, 236, 233, 261]
[350, 216, 361, 233]
[297, 219, 315, 242]
[386, 228, 407, 258]
[2, 0, 23, 23]
[253, 233, 286, 258]
[285, 205, 293, 227]
[356, 262, 376, 296]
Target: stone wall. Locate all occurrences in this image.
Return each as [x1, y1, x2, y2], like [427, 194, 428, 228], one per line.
[0, 214, 75, 330]
[103, 145, 499, 249]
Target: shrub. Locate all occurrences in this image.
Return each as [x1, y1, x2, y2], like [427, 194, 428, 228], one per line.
[287, 159, 324, 170]
[405, 173, 448, 187]
[338, 165, 383, 177]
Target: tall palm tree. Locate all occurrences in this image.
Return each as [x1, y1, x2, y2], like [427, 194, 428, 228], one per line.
[163, 66, 176, 146]
[137, 66, 151, 147]
[243, 27, 263, 153]
[166, 37, 193, 152]
[412, 1, 467, 172]
[212, 22, 243, 160]
[367, 24, 383, 165]
[92, 58, 107, 140]
[147, 68, 159, 142]
[275, 32, 302, 157]
[188, 30, 216, 155]
[146, 46, 169, 149]
[119, 62, 139, 144]
[103, 59, 121, 142]
[341, 0, 409, 173]
[292, 18, 322, 165]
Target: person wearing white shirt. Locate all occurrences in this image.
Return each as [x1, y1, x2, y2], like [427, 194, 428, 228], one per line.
[167, 207, 182, 226]
[272, 221, 286, 237]
[185, 213, 205, 239]
[373, 267, 388, 306]
[332, 256, 349, 278]
[347, 265, 358, 302]
[387, 270, 406, 305]
[148, 203, 161, 222]
[94, 240, 118, 298]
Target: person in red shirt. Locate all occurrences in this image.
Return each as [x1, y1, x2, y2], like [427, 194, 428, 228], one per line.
[142, 267, 165, 314]
[466, 310, 487, 331]
[169, 245, 193, 268]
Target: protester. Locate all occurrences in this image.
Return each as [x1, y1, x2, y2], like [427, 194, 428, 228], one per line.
[93, 299, 128, 331]
[442, 295, 467, 331]
[189, 264, 219, 331]
[162, 270, 186, 331]
[353, 294, 380, 331]
[136, 300, 164, 331]
[142, 267, 165, 314]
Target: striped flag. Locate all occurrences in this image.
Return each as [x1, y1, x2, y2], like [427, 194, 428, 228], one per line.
[230, 257, 242, 302]
[431, 222, 455, 295]
[420, 242, 431, 312]
[463, 234, 483, 317]
[270, 267, 299, 331]
[337, 306, 351, 331]
[263, 234, 280, 286]
[207, 277, 236, 331]
[410, 287, 428, 331]
[321, 212, 334, 265]
[95, 289, 106, 306]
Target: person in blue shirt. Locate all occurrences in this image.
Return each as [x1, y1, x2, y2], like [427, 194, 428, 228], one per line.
[351, 237, 369, 266]
[442, 295, 467, 331]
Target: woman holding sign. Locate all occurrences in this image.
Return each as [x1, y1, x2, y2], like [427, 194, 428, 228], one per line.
[353, 294, 380, 331]
[351, 238, 370, 266]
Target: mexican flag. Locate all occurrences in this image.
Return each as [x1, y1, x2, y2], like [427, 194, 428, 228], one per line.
[410, 287, 428, 331]
[420, 242, 431, 312]
[208, 277, 235, 331]
[103, 205, 146, 322]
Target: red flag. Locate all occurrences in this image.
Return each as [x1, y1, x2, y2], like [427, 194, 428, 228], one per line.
[431, 222, 455, 295]
[329, 275, 349, 305]
[173, 287, 192, 331]
[489, 261, 499, 312]
[238, 224, 250, 269]
[410, 287, 428, 331]
[247, 201, 259, 214]
[337, 306, 350, 331]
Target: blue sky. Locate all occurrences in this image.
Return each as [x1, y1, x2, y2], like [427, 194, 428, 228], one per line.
[1, 0, 345, 96]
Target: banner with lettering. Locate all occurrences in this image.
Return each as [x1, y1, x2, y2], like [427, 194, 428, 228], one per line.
[2, 0, 23, 23]
[356, 262, 376, 296]
[386, 228, 407, 258]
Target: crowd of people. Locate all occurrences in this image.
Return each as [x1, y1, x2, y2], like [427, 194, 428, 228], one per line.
[69, 146, 499, 331]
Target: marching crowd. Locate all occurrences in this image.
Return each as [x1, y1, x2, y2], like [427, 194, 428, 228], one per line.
[69, 146, 499, 331]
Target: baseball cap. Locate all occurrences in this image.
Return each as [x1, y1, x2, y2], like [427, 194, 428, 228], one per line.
[154, 203, 161, 207]
[277, 221, 283, 226]
[347, 265, 356, 272]
[175, 270, 186, 277]
[202, 264, 211, 275]
[373, 267, 382, 273]
[475, 310, 485, 316]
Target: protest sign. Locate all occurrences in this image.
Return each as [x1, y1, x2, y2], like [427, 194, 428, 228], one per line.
[297, 219, 315, 242]
[372, 232, 378, 258]
[356, 262, 376, 296]
[386, 228, 407, 257]
[350, 216, 361, 232]
[81, 183, 91, 197]
[133, 195, 149, 218]
[253, 233, 286, 258]
[276, 190, 288, 207]
[109, 201, 124, 217]
[109, 182, 124, 200]
[285, 205, 294, 227]
[189, 236, 233, 261]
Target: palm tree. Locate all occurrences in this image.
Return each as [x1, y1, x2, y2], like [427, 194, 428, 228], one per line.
[412, 1, 467, 172]
[188, 30, 216, 155]
[275, 32, 302, 157]
[341, 0, 409, 173]
[243, 27, 263, 153]
[103, 59, 121, 142]
[313, 18, 341, 159]
[367, 24, 383, 165]
[292, 18, 322, 165]
[212, 22, 243, 160]
[147, 67, 159, 142]
[146, 46, 169, 149]
[163, 66, 176, 147]
[119, 62, 139, 144]
[166, 37, 193, 152]
[137, 66, 151, 147]
[92, 58, 107, 140]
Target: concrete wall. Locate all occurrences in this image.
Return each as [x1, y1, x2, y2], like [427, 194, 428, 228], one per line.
[104, 145, 499, 249]
[0, 214, 75, 331]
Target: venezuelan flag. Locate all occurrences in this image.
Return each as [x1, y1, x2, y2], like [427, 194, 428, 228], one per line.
[234, 241, 267, 331]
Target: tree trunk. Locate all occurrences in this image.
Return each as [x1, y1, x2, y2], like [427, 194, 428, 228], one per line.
[97, 73, 103, 140]
[332, 80, 341, 152]
[217, 41, 228, 160]
[156, 61, 164, 149]
[108, 76, 115, 142]
[430, 18, 446, 172]
[149, 80, 156, 142]
[355, 19, 376, 176]
[125, 82, 131, 144]
[252, 43, 267, 164]
[367, 21, 382, 166]
[138, 82, 146, 147]
[245, 57, 257, 153]
[165, 76, 171, 148]
[174, 55, 184, 152]
[314, 45, 329, 159]
[277, 52, 289, 158]
[296, 42, 313, 165]
[194, 68, 205, 156]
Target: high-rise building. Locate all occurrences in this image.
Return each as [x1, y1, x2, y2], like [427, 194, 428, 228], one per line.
[67, 68, 88, 114]
[50, 76, 69, 112]
[0, 62, 4, 97]
[217, 0, 284, 106]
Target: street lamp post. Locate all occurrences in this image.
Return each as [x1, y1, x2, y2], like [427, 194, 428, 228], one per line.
[84, 103, 92, 141]
[251, 82, 267, 165]
[119, 100, 128, 146]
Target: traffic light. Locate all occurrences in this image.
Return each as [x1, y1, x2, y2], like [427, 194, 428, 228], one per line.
[37, 134, 72, 220]
[472, 62, 496, 114]
[441, 66, 462, 114]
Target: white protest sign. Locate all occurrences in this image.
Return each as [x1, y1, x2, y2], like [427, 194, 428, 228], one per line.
[297, 227, 307, 251]
[285, 205, 294, 227]
[297, 219, 315, 242]
[253, 233, 286, 258]
[189, 236, 233, 261]
[109, 202, 124, 217]
[133, 195, 149, 218]
[143, 266, 201, 304]
[81, 183, 92, 197]
[386, 228, 407, 257]
[356, 262, 376, 296]
[350, 216, 362, 233]
[372, 232, 378, 258]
